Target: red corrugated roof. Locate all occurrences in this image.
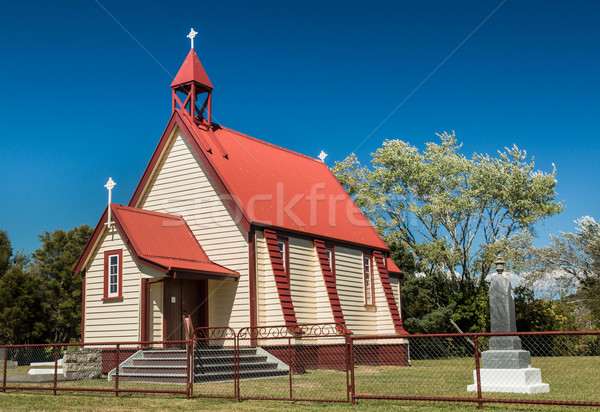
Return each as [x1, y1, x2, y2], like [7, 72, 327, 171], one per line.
[171, 49, 213, 90]
[173, 111, 388, 250]
[110, 204, 238, 278]
[387, 257, 403, 276]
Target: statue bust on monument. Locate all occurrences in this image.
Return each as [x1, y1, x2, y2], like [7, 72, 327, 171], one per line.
[467, 256, 549, 393]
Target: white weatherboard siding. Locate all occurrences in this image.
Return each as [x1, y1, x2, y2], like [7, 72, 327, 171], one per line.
[288, 237, 318, 324]
[287, 238, 335, 325]
[84, 227, 141, 343]
[389, 276, 400, 307]
[149, 282, 163, 342]
[374, 264, 396, 335]
[256, 231, 286, 327]
[138, 130, 249, 330]
[394, 277, 403, 317]
[208, 279, 238, 327]
[334, 247, 378, 335]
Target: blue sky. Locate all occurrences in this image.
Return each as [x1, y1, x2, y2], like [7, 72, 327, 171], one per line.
[1, 1, 598, 254]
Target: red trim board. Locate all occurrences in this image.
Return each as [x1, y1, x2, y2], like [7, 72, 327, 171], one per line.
[263, 229, 299, 333]
[314, 239, 350, 333]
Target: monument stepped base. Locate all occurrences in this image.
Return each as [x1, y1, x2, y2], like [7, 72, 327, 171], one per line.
[467, 368, 550, 394]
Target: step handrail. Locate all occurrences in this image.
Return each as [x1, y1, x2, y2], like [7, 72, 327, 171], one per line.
[182, 314, 195, 341]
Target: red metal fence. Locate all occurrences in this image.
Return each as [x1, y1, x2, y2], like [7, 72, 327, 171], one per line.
[236, 323, 350, 402]
[2, 327, 600, 409]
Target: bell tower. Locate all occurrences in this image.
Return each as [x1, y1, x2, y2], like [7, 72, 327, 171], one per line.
[171, 29, 214, 126]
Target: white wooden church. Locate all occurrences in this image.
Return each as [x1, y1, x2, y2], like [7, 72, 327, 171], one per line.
[74, 32, 406, 345]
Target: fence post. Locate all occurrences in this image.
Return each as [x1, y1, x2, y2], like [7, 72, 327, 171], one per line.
[186, 338, 191, 399]
[349, 335, 355, 405]
[53, 345, 58, 396]
[474, 335, 483, 410]
[115, 344, 120, 397]
[234, 332, 239, 401]
[2, 346, 7, 393]
[344, 333, 352, 404]
[288, 337, 293, 400]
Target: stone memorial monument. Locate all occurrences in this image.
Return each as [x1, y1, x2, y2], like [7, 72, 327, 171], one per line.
[467, 257, 549, 393]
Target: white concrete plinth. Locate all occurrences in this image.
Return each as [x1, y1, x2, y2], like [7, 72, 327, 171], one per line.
[467, 368, 549, 394]
[30, 359, 63, 367]
[28, 368, 64, 375]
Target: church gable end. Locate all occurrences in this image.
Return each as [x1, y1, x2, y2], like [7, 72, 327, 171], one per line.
[136, 127, 251, 330]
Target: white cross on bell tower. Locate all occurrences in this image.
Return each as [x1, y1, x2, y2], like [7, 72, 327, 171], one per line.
[187, 28, 198, 49]
[105, 177, 116, 227]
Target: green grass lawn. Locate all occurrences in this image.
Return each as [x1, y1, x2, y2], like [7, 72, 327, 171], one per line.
[2, 355, 598, 410]
[0, 393, 590, 411]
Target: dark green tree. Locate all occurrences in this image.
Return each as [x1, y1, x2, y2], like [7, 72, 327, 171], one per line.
[389, 241, 417, 277]
[31, 225, 92, 343]
[400, 269, 489, 334]
[514, 285, 578, 332]
[0, 229, 13, 277]
[401, 271, 457, 334]
[0, 265, 46, 344]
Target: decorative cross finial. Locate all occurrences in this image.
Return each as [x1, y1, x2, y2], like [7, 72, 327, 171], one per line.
[318, 150, 328, 162]
[105, 177, 116, 192]
[105, 177, 116, 227]
[187, 28, 198, 49]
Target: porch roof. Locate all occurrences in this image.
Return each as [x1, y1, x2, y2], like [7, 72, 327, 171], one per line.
[75, 204, 239, 279]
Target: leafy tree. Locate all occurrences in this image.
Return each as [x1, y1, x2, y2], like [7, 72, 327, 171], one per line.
[333, 132, 563, 332]
[526, 216, 600, 328]
[513, 285, 578, 332]
[528, 216, 600, 285]
[31, 225, 92, 343]
[401, 271, 458, 334]
[0, 229, 13, 277]
[391, 241, 489, 333]
[0, 265, 46, 345]
[333, 132, 563, 282]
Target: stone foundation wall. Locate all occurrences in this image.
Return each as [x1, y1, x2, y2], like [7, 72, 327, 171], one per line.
[63, 349, 102, 380]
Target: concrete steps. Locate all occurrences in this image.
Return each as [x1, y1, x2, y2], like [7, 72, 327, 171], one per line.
[109, 347, 289, 384]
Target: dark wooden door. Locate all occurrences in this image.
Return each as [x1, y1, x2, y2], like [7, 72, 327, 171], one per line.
[182, 279, 207, 336]
[163, 279, 208, 341]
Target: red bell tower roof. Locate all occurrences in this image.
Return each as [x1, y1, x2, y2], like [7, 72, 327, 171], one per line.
[170, 49, 213, 90]
[170, 30, 214, 126]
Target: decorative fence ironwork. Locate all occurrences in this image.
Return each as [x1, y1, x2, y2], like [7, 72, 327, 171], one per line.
[236, 323, 350, 402]
[2, 327, 600, 409]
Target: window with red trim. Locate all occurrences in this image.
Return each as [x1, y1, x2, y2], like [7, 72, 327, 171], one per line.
[277, 236, 289, 278]
[363, 254, 374, 306]
[104, 250, 123, 300]
[325, 243, 336, 281]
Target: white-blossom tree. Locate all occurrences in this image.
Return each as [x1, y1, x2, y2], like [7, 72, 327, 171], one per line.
[332, 132, 564, 283]
[526, 217, 600, 328]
